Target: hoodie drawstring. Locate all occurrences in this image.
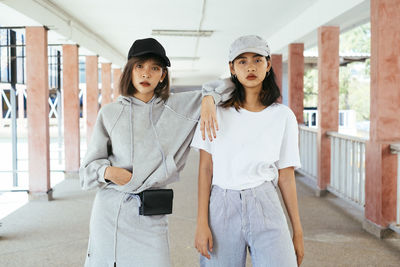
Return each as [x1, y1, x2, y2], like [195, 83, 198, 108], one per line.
[149, 100, 169, 180]
[130, 103, 134, 170]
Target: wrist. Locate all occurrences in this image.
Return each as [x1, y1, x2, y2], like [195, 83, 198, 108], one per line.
[197, 219, 209, 227]
[204, 95, 215, 104]
[293, 229, 303, 237]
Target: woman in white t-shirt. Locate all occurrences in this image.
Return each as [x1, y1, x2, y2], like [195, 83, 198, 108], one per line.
[191, 35, 304, 267]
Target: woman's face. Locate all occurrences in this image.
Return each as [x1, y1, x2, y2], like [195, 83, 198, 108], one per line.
[230, 52, 271, 89]
[131, 59, 166, 96]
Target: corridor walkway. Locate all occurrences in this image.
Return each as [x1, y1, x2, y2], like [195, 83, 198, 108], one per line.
[0, 150, 399, 267]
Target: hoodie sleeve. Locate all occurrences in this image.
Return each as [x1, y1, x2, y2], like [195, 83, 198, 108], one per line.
[79, 108, 112, 190]
[202, 77, 235, 104]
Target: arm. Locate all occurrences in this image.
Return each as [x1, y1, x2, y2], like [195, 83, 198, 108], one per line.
[195, 149, 214, 259]
[79, 109, 112, 190]
[200, 78, 235, 141]
[79, 108, 132, 189]
[278, 167, 304, 266]
[202, 77, 235, 104]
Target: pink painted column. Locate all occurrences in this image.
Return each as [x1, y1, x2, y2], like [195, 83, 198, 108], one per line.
[101, 63, 112, 106]
[288, 43, 304, 123]
[85, 56, 99, 144]
[113, 68, 122, 100]
[363, 0, 400, 237]
[25, 27, 51, 200]
[316, 26, 340, 195]
[62, 44, 80, 173]
[271, 54, 283, 103]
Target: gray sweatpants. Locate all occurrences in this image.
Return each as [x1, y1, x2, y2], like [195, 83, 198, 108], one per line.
[201, 181, 297, 267]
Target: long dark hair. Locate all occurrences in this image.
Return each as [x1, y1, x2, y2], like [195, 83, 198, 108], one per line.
[221, 56, 281, 110]
[119, 54, 170, 101]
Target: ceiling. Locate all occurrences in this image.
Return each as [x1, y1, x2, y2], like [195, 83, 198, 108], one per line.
[0, 0, 370, 85]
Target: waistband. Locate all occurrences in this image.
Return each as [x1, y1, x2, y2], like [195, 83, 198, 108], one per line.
[211, 180, 277, 197]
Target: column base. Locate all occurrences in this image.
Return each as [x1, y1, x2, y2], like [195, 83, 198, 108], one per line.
[315, 188, 328, 197]
[64, 171, 79, 179]
[362, 219, 395, 239]
[28, 188, 53, 201]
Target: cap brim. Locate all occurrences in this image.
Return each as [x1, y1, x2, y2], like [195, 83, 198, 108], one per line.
[129, 51, 171, 67]
[229, 48, 270, 62]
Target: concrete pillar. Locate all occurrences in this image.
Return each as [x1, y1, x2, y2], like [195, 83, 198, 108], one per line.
[85, 56, 99, 144]
[62, 44, 80, 173]
[101, 63, 112, 106]
[316, 26, 340, 195]
[288, 43, 304, 123]
[271, 54, 283, 103]
[25, 26, 52, 200]
[113, 68, 122, 100]
[363, 0, 400, 237]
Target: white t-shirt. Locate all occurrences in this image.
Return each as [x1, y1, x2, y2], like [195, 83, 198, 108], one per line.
[190, 103, 301, 190]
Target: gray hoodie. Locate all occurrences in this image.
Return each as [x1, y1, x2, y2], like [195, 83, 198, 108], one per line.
[80, 84, 229, 192]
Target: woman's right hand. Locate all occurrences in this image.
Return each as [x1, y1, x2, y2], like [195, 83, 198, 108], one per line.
[104, 166, 132, 185]
[200, 95, 218, 142]
[195, 224, 213, 259]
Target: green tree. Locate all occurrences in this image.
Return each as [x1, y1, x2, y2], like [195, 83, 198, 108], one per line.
[303, 68, 318, 107]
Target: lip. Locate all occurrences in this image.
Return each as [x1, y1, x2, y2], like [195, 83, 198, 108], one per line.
[246, 74, 257, 80]
[140, 81, 151, 87]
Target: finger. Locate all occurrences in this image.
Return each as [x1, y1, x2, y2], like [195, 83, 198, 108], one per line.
[214, 116, 219, 131]
[208, 236, 213, 252]
[200, 246, 206, 257]
[210, 117, 217, 138]
[200, 120, 205, 140]
[299, 253, 304, 265]
[206, 118, 213, 142]
[296, 252, 303, 266]
[202, 246, 210, 259]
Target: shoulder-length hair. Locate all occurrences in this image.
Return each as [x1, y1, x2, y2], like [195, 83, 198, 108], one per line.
[221, 56, 281, 110]
[119, 54, 170, 101]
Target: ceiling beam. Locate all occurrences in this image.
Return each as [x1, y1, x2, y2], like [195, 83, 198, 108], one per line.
[268, 0, 370, 61]
[1, 0, 125, 67]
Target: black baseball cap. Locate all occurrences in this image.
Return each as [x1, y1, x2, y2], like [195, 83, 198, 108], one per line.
[127, 38, 171, 67]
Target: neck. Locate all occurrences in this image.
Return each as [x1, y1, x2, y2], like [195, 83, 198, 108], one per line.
[242, 84, 264, 111]
[133, 92, 154, 103]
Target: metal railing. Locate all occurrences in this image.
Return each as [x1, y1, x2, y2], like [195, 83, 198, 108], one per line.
[327, 131, 367, 207]
[390, 143, 400, 226]
[299, 125, 318, 180]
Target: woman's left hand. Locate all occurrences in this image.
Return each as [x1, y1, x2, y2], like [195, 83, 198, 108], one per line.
[293, 232, 304, 266]
[200, 96, 218, 141]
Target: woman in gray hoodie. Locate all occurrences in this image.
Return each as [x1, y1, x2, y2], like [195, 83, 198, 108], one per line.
[79, 38, 231, 267]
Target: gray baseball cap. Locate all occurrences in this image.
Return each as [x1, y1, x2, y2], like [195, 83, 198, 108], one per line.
[229, 35, 271, 62]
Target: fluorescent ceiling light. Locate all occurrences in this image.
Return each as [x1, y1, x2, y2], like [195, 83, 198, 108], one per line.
[152, 29, 213, 37]
[170, 57, 200, 61]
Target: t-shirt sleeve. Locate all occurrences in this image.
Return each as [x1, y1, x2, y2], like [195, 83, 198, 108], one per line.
[276, 109, 301, 170]
[190, 122, 212, 154]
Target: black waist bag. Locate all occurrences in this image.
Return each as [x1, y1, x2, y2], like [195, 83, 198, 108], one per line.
[138, 189, 174, 216]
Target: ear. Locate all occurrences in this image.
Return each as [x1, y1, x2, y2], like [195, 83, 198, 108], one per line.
[229, 62, 236, 76]
[160, 69, 167, 82]
[266, 60, 272, 72]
